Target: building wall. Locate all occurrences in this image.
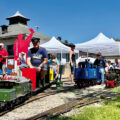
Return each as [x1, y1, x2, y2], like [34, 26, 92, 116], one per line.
[0, 37, 16, 45]
[0, 37, 16, 56]
[0, 35, 27, 56]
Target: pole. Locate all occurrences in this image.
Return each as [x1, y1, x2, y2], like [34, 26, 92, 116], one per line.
[61, 50, 62, 64]
[87, 49, 88, 60]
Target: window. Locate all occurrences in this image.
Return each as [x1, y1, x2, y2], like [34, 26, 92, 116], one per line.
[7, 45, 14, 56]
[66, 53, 69, 62]
[57, 53, 61, 61]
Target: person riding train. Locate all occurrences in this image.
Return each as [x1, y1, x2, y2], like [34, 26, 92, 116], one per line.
[27, 37, 48, 87]
[48, 54, 60, 80]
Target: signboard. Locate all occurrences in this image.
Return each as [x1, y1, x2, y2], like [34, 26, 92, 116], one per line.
[7, 57, 14, 69]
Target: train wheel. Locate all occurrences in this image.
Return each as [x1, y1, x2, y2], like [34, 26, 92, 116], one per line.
[8, 101, 14, 110]
[76, 81, 82, 88]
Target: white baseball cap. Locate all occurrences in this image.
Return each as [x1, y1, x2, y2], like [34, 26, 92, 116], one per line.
[0, 43, 4, 46]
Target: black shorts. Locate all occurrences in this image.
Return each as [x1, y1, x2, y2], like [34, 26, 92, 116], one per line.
[0, 62, 2, 70]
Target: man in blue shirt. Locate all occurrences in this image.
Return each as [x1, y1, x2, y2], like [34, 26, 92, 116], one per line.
[27, 37, 48, 87]
[94, 52, 107, 84]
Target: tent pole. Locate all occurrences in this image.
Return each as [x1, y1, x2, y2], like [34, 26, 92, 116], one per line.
[61, 50, 62, 64]
[87, 49, 88, 60]
[119, 44, 120, 56]
[78, 51, 79, 58]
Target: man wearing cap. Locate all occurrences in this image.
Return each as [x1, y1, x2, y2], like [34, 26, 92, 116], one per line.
[94, 52, 107, 84]
[27, 37, 48, 87]
[0, 43, 8, 76]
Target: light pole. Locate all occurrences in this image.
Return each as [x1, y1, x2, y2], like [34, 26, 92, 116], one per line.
[35, 26, 39, 32]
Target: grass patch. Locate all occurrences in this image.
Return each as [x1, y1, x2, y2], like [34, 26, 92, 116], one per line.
[110, 86, 120, 93]
[49, 96, 120, 120]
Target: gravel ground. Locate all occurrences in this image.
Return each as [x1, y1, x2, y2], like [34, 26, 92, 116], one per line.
[0, 80, 105, 120]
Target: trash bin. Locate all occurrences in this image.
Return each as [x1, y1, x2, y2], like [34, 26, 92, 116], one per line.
[59, 65, 65, 81]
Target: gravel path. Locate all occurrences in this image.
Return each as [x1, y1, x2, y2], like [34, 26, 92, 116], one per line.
[0, 81, 105, 120]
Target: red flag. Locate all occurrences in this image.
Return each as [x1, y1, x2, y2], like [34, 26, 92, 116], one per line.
[13, 28, 34, 64]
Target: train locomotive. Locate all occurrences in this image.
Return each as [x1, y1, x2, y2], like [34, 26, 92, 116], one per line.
[75, 60, 120, 88]
[0, 76, 32, 111]
[75, 60, 97, 88]
[105, 68, 120, 88]
[0, 67, 57, 111]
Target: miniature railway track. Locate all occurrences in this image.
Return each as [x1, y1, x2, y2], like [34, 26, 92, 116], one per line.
[24, 91, 120, 120]
[1, 85, 120, 118]
[0, 86, 75, 116]
[25, 98, 99, 120]
[27, 86, 75, 103]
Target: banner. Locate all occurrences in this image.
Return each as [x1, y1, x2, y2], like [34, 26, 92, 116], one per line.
[13, 28, 34, 65]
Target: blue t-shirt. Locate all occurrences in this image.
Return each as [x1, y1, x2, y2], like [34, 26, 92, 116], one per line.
[94, 58, 106, 68]
[48, 59, 60, 65]
[48, 59, 60, 74]
[27, 47, 48, 67]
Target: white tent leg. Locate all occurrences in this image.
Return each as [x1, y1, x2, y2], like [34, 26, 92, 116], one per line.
[87, 49, 88, 60]
[61, 50, 62, 64]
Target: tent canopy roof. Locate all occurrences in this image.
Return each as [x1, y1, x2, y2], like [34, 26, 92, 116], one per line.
[75, 33, 120, 56]
[41, 36, 78, 53]
[76, 32, 115, 46]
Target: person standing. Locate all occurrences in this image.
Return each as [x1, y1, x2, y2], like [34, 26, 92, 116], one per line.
[0, 43, 8, 76]
[94, 52, 107, 84]
[27, 37, 48, 87]
[69, 44, 76, 83]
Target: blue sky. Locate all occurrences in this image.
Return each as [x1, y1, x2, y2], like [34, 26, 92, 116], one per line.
[0, 0, 120, 44]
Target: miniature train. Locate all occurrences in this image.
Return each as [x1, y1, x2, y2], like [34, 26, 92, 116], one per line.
[0, 67, 57, 111]
[105, 68, 120, 87]
[0, 77, 32, 111]
[75, 60, 120, 88]
[0, 60, 119, 111]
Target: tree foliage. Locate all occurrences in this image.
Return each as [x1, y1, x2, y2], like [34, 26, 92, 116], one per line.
[57, 36, 62, 41]
[114, 38, 120, 42]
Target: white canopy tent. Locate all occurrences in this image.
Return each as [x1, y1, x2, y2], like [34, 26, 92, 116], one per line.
[41, 37, 79, 63]
[75, 33, 120, 56]
[41, 36, 71, 53]
[40, 36, 78, 53]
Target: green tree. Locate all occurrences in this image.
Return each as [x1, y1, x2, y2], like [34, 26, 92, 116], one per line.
[114, 38, 120, 42]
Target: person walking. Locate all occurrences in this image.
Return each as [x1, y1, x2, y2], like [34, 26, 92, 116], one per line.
[27, 37, 48, 87]
[69, 44, 76, 83]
